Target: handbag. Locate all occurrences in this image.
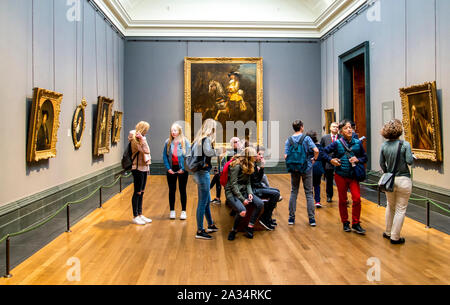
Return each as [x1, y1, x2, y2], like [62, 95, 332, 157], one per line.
[378, 141, 403, 192]
[339, 138, 366, 182]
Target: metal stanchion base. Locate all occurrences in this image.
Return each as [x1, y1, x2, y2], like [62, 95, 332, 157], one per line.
[3, 274, 12, 278]
[66, 230, 72, 233]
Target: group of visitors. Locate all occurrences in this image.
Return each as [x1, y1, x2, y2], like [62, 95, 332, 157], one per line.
[127, 116, 413, 245]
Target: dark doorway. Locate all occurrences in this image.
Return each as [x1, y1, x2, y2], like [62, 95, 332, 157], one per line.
[339, 42, 371, 168]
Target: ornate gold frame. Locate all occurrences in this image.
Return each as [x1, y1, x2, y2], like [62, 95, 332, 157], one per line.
[324, 108, 336, 134]
[93, 96, 114, 156]
[27, 88, 63, 162]
[184, 57, 263, 147]
[72, 98, 87, 149]
[400, 81, 442, 162]
[112, 111, 123, 144]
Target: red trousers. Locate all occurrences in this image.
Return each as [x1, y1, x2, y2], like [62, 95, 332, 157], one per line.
[334, 173, 362, 224]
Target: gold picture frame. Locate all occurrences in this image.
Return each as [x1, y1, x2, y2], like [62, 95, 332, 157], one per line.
[184, 57, 263, 147]
[324, 108, 336, 134]
[93, 96, 114, 156]
[112, 111, 123, 144]
[400, 81, 442, 162]
[72, 98, 87, 149]
[27, 88, 63, 162]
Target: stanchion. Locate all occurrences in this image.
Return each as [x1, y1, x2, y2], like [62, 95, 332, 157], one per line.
[119, 175, 122, 193]
[426, 200, 431, 229]
[4, 237, 12, 278]
[377, 187, 381, 207]
[99, 187, 103, 208]
[66, 204, 71, 233]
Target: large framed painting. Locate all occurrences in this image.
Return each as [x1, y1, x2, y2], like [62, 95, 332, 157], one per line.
[93, 96, 114, 156]
[184, 57, 263, 147]
[400, 81, 442, 162]
[324, 108, 336, 134]
[27, 88, 63, 162]
[72, 98, 87, 149]
[111, 111, 123, 144]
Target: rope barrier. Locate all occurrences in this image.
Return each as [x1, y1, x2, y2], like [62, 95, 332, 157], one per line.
[0, 172, 131, 244]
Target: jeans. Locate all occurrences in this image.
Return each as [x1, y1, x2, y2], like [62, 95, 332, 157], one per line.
[324, 169, 335, 199]
[312, 173, 322, 203]
[254, 187, 280, 222]
[193, 170, 214, 231]
[131, 170, 148, 217]
[334, 174, 361, 224]
[210, 173, 221, 199]
[385, 176, 412, 240]
[227, 194, 264, 230]
[289, 170, 315, 220]
[166, 165, 189, 211]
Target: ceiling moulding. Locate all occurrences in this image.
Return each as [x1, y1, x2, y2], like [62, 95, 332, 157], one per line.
[93, 0, 367, 38]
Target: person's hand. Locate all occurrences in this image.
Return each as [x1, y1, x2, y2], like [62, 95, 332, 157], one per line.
[311, 157, 316, 165]
[331, 158, 341, 167]
[248, 194, 253, 201]
[177, 169, 184, 174]
[168, 169, 175, 175]
[349, 156, 359, 163]
[260, 157, 266, 167]
[243, 199, 249, 206]
[135, 132, 143, 140]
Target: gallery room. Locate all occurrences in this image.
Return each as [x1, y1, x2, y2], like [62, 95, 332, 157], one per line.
[0, 0, 449, 288]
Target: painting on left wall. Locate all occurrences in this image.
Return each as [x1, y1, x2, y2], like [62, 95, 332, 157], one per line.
[27, 88, 63, 162]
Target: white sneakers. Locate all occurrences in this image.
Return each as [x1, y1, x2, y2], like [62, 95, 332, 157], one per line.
[170, 210, 187, 220]
[180, 211, 187, 220]
[132, 215, 152, 225]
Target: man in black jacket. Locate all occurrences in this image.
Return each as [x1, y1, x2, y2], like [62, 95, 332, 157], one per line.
[320, 122, 339, 202]
[250, 146, 281, 230]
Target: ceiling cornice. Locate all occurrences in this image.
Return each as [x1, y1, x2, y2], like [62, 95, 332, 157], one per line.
[92, 0, 367, 38]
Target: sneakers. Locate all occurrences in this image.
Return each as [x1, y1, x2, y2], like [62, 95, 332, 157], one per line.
[206, 224, 219, 233]
[343, 221, 351, 232]
[382, 232, 391, 240]
[327, 197, 332, 203]
[180, 211, 187, 220]
[132, 216, 146, 225]
[390, 237, 405, 244]
[195, 230, 212, 240]
[351, 223, 366, 235]
[278, 195, 283, 202]
[309, 218, 316, 227]
[315, 202, 322, 208]
[211, 198, 221, 204]
[170, 210, 176, 219]
[139, 215, 152, 223]
[259, 218, 274, 231]
[228, 230, 236, 241]
[245, 226, 254, 239]
[271, 219, 277, 226]
[288, 217, 295, 225]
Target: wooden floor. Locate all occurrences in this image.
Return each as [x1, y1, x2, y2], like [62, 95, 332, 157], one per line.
[1, 174, 449, 285]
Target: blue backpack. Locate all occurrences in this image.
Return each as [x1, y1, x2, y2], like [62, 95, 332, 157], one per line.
[286, 135, 308, 173]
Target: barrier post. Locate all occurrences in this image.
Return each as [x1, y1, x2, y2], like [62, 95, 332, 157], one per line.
[426, 200, 431, 229]
[99, 187, 103, 208]
[66, 205, 71, 233]
[119, 175, 122, 193]
[4, 237, 12, 278]
[377, 187, 381, 207]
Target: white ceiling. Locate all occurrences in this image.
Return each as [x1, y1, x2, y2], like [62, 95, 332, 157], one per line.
[94, 0, 367, 38]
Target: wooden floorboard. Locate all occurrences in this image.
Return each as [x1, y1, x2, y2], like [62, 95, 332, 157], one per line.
[1, 174, 449, 285]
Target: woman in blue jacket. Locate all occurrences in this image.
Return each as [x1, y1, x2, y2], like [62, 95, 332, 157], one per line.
[163, 123, 190, 220]
[324, 119, 368, 235]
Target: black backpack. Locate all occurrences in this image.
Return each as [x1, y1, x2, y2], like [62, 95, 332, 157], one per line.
[184, 139, 206, 173]
[121, 142, 139, 171]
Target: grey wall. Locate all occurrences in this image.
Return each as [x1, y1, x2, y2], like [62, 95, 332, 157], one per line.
[321, 0, 450, 190]
[124, 39, 322, 162]
[0, 0, 125, 207]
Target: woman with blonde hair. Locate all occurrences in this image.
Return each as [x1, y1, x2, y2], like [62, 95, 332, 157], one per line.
[128, 121, 152, 225]
[163, 123, 191, 220]
[192, 119, 219, 240]
[380, 119, 414, 244]
[226, 146, 264, 241]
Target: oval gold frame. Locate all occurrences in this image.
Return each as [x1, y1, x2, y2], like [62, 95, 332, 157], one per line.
[72, 98, 87, 149]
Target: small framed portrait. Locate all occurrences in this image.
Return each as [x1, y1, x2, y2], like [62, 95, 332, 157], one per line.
[400, 81, 442, 162]
[112, 111, 123, 144]
[93, 96, 114, 156]
[72, 98, 87, 149]
[27, 88, 63, 162]
[324, 108, 336, 134]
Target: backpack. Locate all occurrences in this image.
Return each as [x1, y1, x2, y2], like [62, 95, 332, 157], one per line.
[121, 142, 139, 171]
[285, 135, 308, 173]
[184, 139, 206, 173]
[220, 157, 236, 186]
